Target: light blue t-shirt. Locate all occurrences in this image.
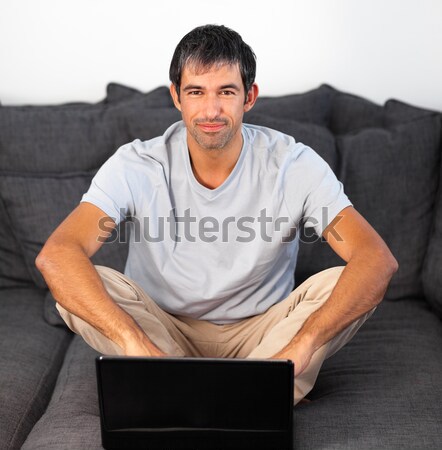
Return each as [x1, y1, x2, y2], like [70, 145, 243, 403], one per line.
[82, 121, 351, 324]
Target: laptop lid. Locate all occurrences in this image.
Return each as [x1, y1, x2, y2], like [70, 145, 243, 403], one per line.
[96, 356, 294, 450]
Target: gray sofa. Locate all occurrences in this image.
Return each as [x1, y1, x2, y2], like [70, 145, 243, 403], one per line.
[1, 83, 441, 449]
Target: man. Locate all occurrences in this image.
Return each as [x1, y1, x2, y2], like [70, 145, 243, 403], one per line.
[36, 25, 398, 404]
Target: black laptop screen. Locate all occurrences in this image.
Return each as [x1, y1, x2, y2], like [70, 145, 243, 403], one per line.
[96, 357, 293, 432]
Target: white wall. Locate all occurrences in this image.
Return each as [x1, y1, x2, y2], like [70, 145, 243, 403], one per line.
[1, 0, 441, 110]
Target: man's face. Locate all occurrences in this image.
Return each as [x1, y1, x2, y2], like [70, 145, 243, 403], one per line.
[170, 63, 258, 153]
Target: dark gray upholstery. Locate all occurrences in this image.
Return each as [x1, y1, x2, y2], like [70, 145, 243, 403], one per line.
[382, 99, 442, 316]
[124, 107, 182, 142]
[22, 300, 442, 450]
[338, 115, 441, 300]
[0, 288, 72, 450]
[296, 299, 442, 449]
[295, 93, 442, 296]
[328, 85, 385, 134]
[0, 172, 129, 289]
[0, 83, 441, 449]
[21, 337, 102, 450]
[0, 196, 33, 288]
[246, 84, 336, 127]
[106, 84, 174, 106]
[0, 88, 177, 174]
[422, 159, 442, 316]
[0, 102, 123, 173]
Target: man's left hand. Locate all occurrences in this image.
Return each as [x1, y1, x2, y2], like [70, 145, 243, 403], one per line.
[271, 340, 314, 376]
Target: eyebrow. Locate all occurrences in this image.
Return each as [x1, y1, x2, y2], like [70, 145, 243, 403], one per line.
[182, 83, 241, 92]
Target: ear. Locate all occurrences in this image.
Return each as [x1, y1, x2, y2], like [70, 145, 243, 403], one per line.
[170, 84, 182, 112]
[243, 83, 259, 113]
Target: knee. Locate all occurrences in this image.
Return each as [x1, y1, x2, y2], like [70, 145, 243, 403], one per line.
[94, 265, 126, 290]
[55, 301, 68, 317]
[328, 266, 346, 277]
[93, 265, 140, 303]
[94, 264, 111, 278]
[310, 265, 346, 290]
[323, 266, 346, 289]
[54, 302, 77, 332]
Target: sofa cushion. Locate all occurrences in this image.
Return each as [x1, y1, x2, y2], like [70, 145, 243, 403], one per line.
[328, 86, 385, 134]
[245, 84, 336, 127]
[22, 299, 442, 450]
[422, 161, 442, 316]
[106, 82, 142, 101]
[385, 98, 440, 123]
[0, 172, 129, 290]
[106, 83, 174, 107]
[0, 287, 73, 450]
[44, 291, 68, 327]
[297, 299, 442, 449]
[0, 195, 33, 289]
[124, 107, 182, 142]
[21, 336, 102, 450]
[0, 98, 120, 288]
[0, 89, 175, 174]
[0, 103, 123, 173]
[384, 100, 442, 315]
[337, 114, 441, 300]
[104, 84, 179, 141]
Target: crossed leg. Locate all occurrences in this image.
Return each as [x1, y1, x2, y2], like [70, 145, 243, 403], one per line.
[57, 265, 374, 404]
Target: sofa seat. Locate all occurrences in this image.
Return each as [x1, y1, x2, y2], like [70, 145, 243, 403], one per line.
[21, 335, 101, 450]
[21, 298, 442, 450]
[296, 299, 442, 449]
[0, 288, 73, 450]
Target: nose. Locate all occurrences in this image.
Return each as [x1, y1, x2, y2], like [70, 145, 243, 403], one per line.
[203, 93, 222, 121]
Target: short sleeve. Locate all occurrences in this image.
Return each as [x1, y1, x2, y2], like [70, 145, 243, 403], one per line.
[81, 144, 136, 225]
[284, 144, 352, 236]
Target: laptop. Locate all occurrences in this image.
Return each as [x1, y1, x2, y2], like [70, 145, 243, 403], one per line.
[96, 356, 294, 450]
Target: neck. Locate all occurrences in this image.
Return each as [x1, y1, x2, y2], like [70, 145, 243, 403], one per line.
[187, 129, 243, 190]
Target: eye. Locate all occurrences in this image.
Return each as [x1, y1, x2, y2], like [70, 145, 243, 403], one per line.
[188, 91, 202, 96]
[220, 90, 235, 96]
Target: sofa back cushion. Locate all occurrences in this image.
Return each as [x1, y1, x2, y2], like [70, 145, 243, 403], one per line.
[106, 83, 174, 107]
[292, 89, 441, 303]
[328, 87, 385, 134]
[0, 196, 34, 288]
[0, 172, 129, 288]
[422, 161, 442, 316]
[383, 100, 442, 314]
[245, 84, 336, 127]
[0, 89, 176, 173]
[337, 115, 440, 300]
[0, 86, 180, 292]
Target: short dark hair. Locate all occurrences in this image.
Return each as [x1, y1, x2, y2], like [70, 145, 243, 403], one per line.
[169, 24, 256, 98]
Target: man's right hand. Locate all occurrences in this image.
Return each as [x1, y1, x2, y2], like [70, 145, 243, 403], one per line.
[36, 202, 171, 360]
[123, 335, 169, 357]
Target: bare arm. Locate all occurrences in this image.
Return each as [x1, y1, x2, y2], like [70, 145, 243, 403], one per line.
[36, 202, 165, 356]
[272, 206, 398, 374]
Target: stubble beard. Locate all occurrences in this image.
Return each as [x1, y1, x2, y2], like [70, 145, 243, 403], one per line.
[190, 119, 236, 151]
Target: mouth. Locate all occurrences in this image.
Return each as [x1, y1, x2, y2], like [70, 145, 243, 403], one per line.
[196, 123, 226, 133]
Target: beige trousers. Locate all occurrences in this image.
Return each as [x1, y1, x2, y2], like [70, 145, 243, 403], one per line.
[57, 265, 373, 405]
